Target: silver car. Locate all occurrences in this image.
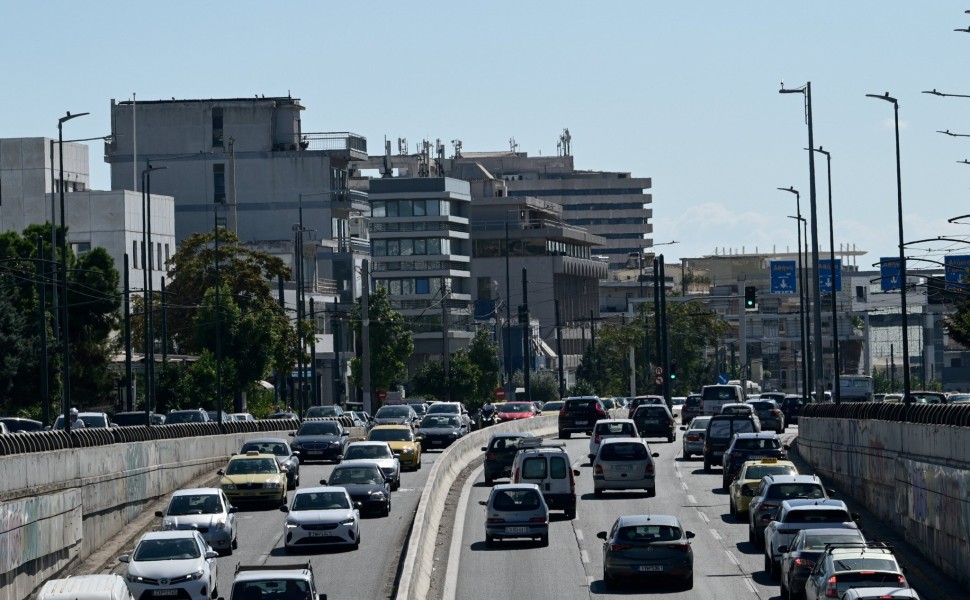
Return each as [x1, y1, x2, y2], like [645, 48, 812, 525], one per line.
[154, 488, 237, 555]
[592, 438, 660, 497]
[480, 483, 549, 547]
[280, 486, 360, 550]
[342, 441, 401, 490]
[680, 416, 711, 459]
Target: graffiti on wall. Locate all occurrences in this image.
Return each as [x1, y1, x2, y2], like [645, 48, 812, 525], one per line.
[901, 459, 970, 539]
[0, 491, 82, 575]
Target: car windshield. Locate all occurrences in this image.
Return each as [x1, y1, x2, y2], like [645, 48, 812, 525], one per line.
[345, 445, 392, 460]
[617, 525, 682, 543]
[376, 406, 411, 418]
[428, 404, 459, 414]
[688, 418, 711, 430]
[490, 489, 541, 511]
[298, 422, 340, 435]
[329, 466, 384, 485]
[767, 483, 825, 499]
[241, 442, 289, 456]
[226, 458, 278, 475]
[498, 403, 533, 413]
[292, 491, 350, 511]
[734, 438, 781, 450]
[306, 406, 340, 417]
[783, 509, 850, 523]
[369, 429, 412, 442]
[599, 442, 648, 461]
[743, 465, 795, 480]
[542, 402, 563, 411]
[803, 531, 865, 549]
[133, 538, 201, 561]
[166, 412, 204, 423]
[421, 415, 460, 427]
[168, 494, 222, 516]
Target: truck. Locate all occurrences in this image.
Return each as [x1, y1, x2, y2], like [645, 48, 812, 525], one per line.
[837, 375, 874, 402]
[220, 562, 326, 600]
[701, 384, 745, 416]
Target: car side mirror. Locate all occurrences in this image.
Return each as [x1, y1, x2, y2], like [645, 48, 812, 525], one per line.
[319, 479, 327, 485]
[685, 531, 695, 539]
[573, 469, 581, 476]
[280, 466, 289, 472]
[279, 505, 289, 513]
[680, 426, 687, 430]
[652, 453, 660, 458]
[154, 510, 164, 518]
[341, 431, 349, 436]
[229, 506, 238, 513]
[777, 545, 788, 553]
[826, 488, 836, 496]
[478, 500, 487, 506]
[288, 432, 295, 437]
[217, 469, 225, 475]
[481, 447, 487, 452]
[851, 513, 861, 521]
[596, 531, 607, 540]
[783, 444, 790, 450]
[118, 555, 130, 563]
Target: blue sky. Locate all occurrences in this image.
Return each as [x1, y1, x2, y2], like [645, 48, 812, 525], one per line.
[6, 1, 970, 267]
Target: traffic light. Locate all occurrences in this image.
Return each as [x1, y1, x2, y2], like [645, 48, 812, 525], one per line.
[744, 285, 757, 310]
[669, 361, 677, 380]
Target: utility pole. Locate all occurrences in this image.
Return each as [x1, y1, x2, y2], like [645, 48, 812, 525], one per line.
[441, 276, 450, 401]
[521, 268, 531, 403]
[660, 257, 671, 405]
[37, 237, 50, 424]
[653, 257, 662, 391]
[123, 254, 133, 412]
[277, 275, 285, 408]
[310, 298, 318, 407]
[555, 299, 565, 398]
[362, 259, 373, 414]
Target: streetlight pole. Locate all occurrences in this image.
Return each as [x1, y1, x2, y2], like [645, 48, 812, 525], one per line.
[780, 82, 825, 402]
[215, 203, 225, 427]
[813, 146, 841, 403]
[141, 164, 166, 420]
[779, 186, 810, 399]
[57, 110, 88, 434]
[504, 220, 513, 399]
[866, 91, 911, 405]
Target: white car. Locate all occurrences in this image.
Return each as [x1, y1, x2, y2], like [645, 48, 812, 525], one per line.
[281, 486, 360, 550]
[119, 530, 219, 600]
[154, 488, 238, 555]
[588, 419, 638, 459]
[342, 441, 402, 490]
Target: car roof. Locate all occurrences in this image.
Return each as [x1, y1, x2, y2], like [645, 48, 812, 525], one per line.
[492, 483, 541, 493]
[795, 527, 866, 537]
[732, 432, 779, 439]
[171, 487, 222, 497]
[600, 437, 647, 446]
[595, 418, 635, 424]
[294, 485, 349, 496]
[38, 574, 129, 598]
[333, 460, 382, 470]
[764, 474, 822, 484]
[489, 432, 535, 439]
[229, 452, 277, 461]
[347, 441, 390, 447]
[371, 424, 411, 430]
[140, 529, 202, 541]
[243, 437, 289, 445]
[740, 459, 796, 469]
[780, 498, 848, 511]
[616, 514, 681, 528]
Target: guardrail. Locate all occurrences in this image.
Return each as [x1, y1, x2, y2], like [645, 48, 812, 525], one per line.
[800, 401, 970, 426]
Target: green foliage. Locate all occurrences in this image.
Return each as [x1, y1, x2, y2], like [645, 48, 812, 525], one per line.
[565, 379, 597, 397]
[349, 286, 414, 394]
[410, 350, 479, 406]
[528, 371, 560, 403]
[467, 327, 501, 404]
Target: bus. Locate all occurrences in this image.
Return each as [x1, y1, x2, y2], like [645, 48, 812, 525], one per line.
[837, 375, 874, 402]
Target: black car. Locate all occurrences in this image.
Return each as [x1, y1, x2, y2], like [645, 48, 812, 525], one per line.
[165, 409, 211, 424]
[558, 397, 608, 438]
[703, 414, 760, 471]
[112, 411, 165, 426]
[415, 414, 466, 450]
[289, 420, 349, 463]
[304, 405, 344, 419]
[680, 394, 703, 424]
[240, 437, 301, 488]
[720, 432, 788, 489]
[631, 404, 677, 442]
[322, 461, 392, 517]
[780, 395, 804, 425]
[0, 417, 45, 433]
[482, 433, 538, 485]
[627, 395, 665, 416]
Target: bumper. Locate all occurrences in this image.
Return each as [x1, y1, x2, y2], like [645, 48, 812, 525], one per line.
[604, 558, 693, 581]
[395, 452, 420, 469]
[761, 417, 783, 430]
[483, 461, 513, 480]
[421, 435, 457, 449]
[296, 447, 343, 461]
[593, 475, 655, 492]
[286, 523, 358, 547]
[486, 522, 548, 540]
[541, 493, 575, 512]
[224, 488, 285, 505]
[558, 419, 596, 434]
[734, 495, 753, 513]
[682, 441, 704, 454]
[127, 579, 211, 600]
[351, 495, 389, 515]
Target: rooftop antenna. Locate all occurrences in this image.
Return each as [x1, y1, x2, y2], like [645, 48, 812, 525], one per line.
[435, 139, 446, 176]
[381, 137, 392, 178]
[418, 139, 431, 177]
[397, 137, 408, 156]
[509, 137, 518, 153]
[559, 128, 571, 156]
[451, 139, 462, 159]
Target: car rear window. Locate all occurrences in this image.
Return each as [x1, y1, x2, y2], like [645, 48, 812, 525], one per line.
[750, 402, 774, 410]
[833, 560, 899, 577]
[596, 422, 635, 435]
[634, 406, 668, 418]
[491, 489, 541, 511]
[617, 525, 681, 543]
[767, 483, 825, 499]
[565, 401, 599, 412]
[803, 532, 865, 548]
[783, 509, 851, 523]
[489, 436, 531, 451]
[522, 457, 547, 479]
[599, 442, 648, 461]
[744, 465, 795, 480]
[734, 438, 780, 450]
[549, 456, 568, 479]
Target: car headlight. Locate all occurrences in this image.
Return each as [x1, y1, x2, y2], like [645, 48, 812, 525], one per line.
[285, 519, 299, 528]
[183, 569, 205, 581]
[125, 573, 144, 583]
[160, 520, 175, 530]
[401, 447, 414, 454]
[449, 433, 457, 438]
[222, 483, 237, 490]
[340, 517, 356, 525]
[214, 520, 226, 531]
[370, 491, 386, 500]
[265, 482, 281, 489]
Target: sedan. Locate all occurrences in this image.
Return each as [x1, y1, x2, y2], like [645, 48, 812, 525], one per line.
[597, 514, 695, 590]
[217, 452, 288, 507]
[119, 530, 219, 600]
[480, 483, 549, 547]
[539, 401, 564, 416]
[154, 488, 238, 555]
[415, 414, 466, 450]
[239, 437, 300, 488]
[342, 441, 401, 490]
[367, 425, 422, 470]
[280, 486, 360, 550]
[680, 416, 711, 459]
[592, 438, 660, 497]
[289, 420, 349, 463]
[322, 461, 392, 517]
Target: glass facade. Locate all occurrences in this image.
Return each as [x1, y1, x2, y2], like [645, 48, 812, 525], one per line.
[472, 239, 591, 259]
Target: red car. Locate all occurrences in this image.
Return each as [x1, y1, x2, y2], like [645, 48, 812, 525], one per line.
[495, 402, 537, 422]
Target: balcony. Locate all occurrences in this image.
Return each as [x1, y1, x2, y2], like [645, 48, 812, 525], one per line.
[301, 132, 368, 161]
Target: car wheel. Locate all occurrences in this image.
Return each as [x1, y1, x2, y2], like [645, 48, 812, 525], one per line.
[748, 525, 755, 544]
[780, 576, 789, 598]
[231, 535, 238, 550]
[769, 556, 779, 579]
[729, 498, 737, 518]
[594, 488, 603, 497]
[683, 451, 691, 459]
[484, 475, 493, 485]
[603, 569, 616, 589]
[354, 530, 361, 550]
[682, 574, 693, 590]
[211, 584, 218, 599]
[777, 427, 784, 434]
[764, 553, 771, 573]
[703, 458, 711, 472]
[559, 431, 571, 439]
[668, 434, 675, 443]
[721, 476, 729, 490]
[565, 506, 576, 520]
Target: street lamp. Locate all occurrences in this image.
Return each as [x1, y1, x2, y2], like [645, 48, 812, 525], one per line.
[866, 91, 911, 405]
[141, 164, 167, 421]
[779, 186, 810, 399]
[812, 146, 841, 403]
[57, 110, 89, 434]
[780, 81, 825, 402]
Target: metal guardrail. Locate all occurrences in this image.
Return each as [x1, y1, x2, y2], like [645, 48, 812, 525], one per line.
[303, 132, 367, 154]
[801, 401, 970, 426]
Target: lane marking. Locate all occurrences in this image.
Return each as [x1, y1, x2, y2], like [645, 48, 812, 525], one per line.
[724, 550, 739, 565]
[580, 549, 590, 564]
[686, 494, 697, 504]
[698, 512, 710, 524]
[744, 578, 757, 594]
[709, 528, 722, 540]
[575, 529, 584, 541]
[681, 481, 689, 491]
[442, 464, 483, 600]
[586, 575, 595, 587]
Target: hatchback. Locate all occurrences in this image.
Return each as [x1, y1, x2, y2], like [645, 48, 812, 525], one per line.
[119, 530, 219, 600]
[680, 394, 703, 424]
[482, 433, 538, 485]
[630, 404, 676, 442]
[558, 396, 607, 438]
[839, 588, 920, 599]
[342, 441, 401, 490]
[721, 432, 788, 489]
[748, 474, 829, 548]
[588, 419, 638, 459]
[680, 416, 711, 459]
[597, 515, 695, 590]
[480, 483, 549, 547]
[280, 486, 360, 550]
[592, 438, 660, 497]
[804, 543, 908, 600]
[748, 399, 785, 433]
[323, 461, 392, 517]
[155, 488, 238, 555]
[304, 405, 344, 419]
[778, 527, 867, 599]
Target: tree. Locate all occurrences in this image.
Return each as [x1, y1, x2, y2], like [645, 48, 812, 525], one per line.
[528, 371, 560, 403]
[467, 327, 501, 404]
[349, 286, 413, 396]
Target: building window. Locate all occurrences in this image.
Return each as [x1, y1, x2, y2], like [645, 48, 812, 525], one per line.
[133, 241, 138, 269]
[157, 242, 163, 271]
[416, 278, 430, 294]
[213, 164, 226, 204]
[212, 108, 224, 148]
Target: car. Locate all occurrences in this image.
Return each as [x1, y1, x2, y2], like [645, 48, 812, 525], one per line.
[52, 411, 113, 428]
[226, 561, 324, 600]
[804, 543, 909, 600]
[165, 409, 211, 424]
[280, 486, 360, 550]
[350, 411, 374, 427]
[342, 441, 401, 490]
[588, 418, 639, 459]
[239, 437, 301, 488]
[367, 424, 422, 470]
[481, 433, 538, 485]
[907, 390, 948, 404]
[670, 396, 686, 421]
[596, 514, 695, 590]
[304, 405, 344, 419]
[228, 412, 255, 422]
[781, 395, 805, 424]
[728, 459, 798, 517]
[558, 396, 608, 438]
[415, 414, 467, 450]
[701, 384, 746, 415]
[206, 410, 230, 423]
[680, 394, 703, 424]
[0, 417, 45, 433]
[510, 439, 580, 519]
[494, 401, 537, 423]
[630, 403, 677, 442]
[479, 483, 549, 547]
[748, 474, 830, 549]
[592, 437, 660, 497]
[627, 395, 665, 416]
[112, 411, 165, 426]
[408, 402, 430, 419]
[721, 432, 789, 489]
[883, 393, 904, 403]
[321, 461, 392, 517]
[266, 411, 300, 421]
[426, 401, 472, 430]
[764, 499, 859, 578]
[373, 404, 418, 427]
[217, 451, 288, 507]
[839, 587, 920, 599]
[118, 530, 219, 600]
[721, 402, 756, 417]
[539, 400, 564, 416]
[155, 488, 238, 555]
[36, 574, 135, 600]
[289, 420, 349, 463]
[748, 399, 786, 433]
[680, 415, 711, 459]
[946, 393, 970, 404]
[778, 527, 867, 599]
[600, 398, 618, 411]
[703, 414, 761, 471]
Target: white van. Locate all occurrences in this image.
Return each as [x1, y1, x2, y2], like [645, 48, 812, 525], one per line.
[37, 574, 135, 600]
[701, 384, 745, 415]
[511, 439, 581, 519]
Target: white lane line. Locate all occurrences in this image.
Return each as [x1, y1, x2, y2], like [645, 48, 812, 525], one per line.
[698, 512, 710, 524]
[580, 549, 590, 564]
[586, 575, 595, 587]
[442, 464, 483, 600]
[575, 529, 584, 541]
[681, 481, 689, 491]
[709, 528, 722, 540]
[686, 494, 697, 504]
[675, 468, 683, 479]
[724, 550, 739, 565]
[744, 578, 757, 593]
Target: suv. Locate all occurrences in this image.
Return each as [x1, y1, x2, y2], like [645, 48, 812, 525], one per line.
[721, 432, 788, 489]
[630, 403, 676, 442]
[703, 414, 760, 471]
[165, 409, 210, 424]
[304, 405, 344, 419]
[780, 395, 805, 425]
[511, 439, 581, 519]
[681, 394, 702, 424]
[747, 400, 785, 433]
[748, 474, 830, 548]
[804, 543, 908, 600]
[558, 396, 607, 439]
[427, 401, 472, 430]
[482, 433, 538, 485]
[227, 561, 326, 600]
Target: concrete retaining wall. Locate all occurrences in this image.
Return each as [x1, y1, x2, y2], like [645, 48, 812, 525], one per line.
[798, 416, 970, 588]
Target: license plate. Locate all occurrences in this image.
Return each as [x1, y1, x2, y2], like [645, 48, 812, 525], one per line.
[574, 420, 588, 425]
[636, 565, 663, 572]
[308, 531, 332, 537]
[308, 451, 323, 455]
[152, 592, 178, 597]
[612, 464, 633, 471]
[505, 526, 529, 534]
[643, 419, 659, 425]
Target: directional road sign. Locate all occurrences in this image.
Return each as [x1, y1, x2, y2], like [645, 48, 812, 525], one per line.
[945, 255, 970, 291]
[771, 260, 797, 294]
[819, 258, 842, 293]
[880, 257, 901, 292]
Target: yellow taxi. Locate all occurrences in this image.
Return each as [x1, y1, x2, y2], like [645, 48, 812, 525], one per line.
[367, 425, 422, 470]
[540, 400, 564, 416]
[728, 458, 797, 518]
[217, 450, 288, 506]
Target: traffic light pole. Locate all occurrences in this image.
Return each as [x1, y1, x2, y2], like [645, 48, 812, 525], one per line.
[739, 275, 748, 397]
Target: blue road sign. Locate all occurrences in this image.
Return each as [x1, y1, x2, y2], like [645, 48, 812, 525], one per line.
[717, 373, 729, 385]
[819, 259, 842, 293]
[770, 261, 797, 294]
[880, 257, 901, 292]
[944, 255, 970, 291]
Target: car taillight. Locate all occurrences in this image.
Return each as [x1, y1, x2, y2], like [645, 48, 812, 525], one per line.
[771, 409, 781, 416]
[609, 543, 632, 552]
[793, 558, 814, 568]
[513, 470, 520, 483]
[595, 406, 607, 417]
[644, 463, 654, 475]
[703, 443, 710, 453]
[594, 464, 603, 475]
[670, 543, 690, 552]
[824, 576, 838, 597]
[594, 432, 601, 444]
[897, 575, 907, 586]
[487, 517, 505, 523]
[528, 516, 547, 523]
[485, 452, 495, 461]
[687, 434, 699, 442]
